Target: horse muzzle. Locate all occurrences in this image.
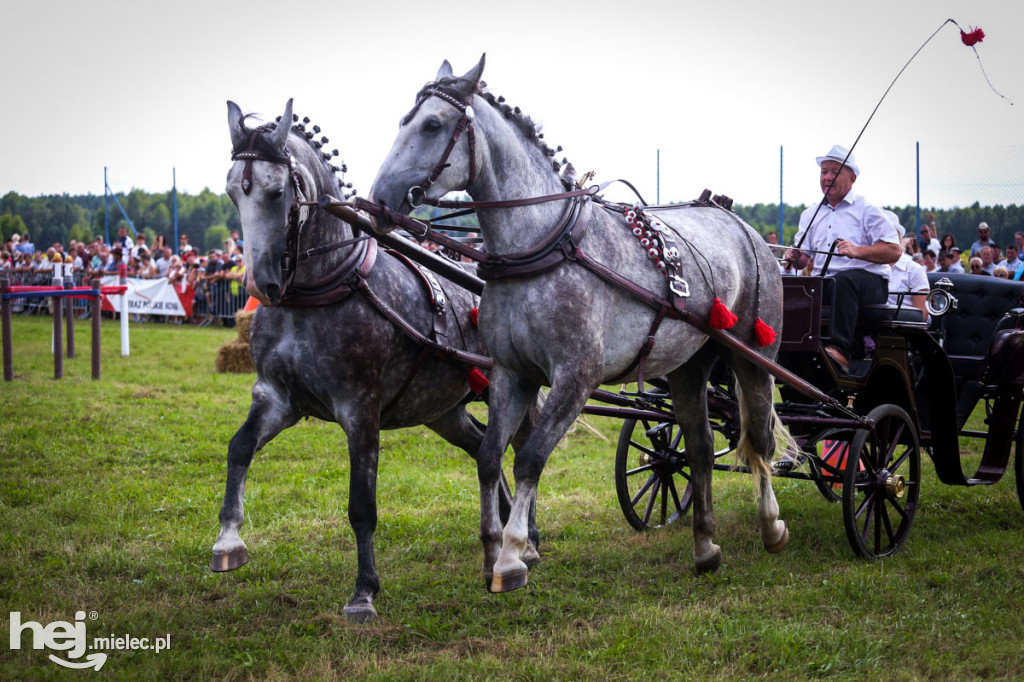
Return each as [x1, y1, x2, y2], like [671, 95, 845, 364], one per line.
[246, 278, 276, 307]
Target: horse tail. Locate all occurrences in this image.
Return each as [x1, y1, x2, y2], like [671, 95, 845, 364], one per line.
[734, 382, 799, 492]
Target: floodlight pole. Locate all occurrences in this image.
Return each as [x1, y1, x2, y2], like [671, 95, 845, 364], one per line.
[173, 168, 179, 250]
[779, 146, 784, 240]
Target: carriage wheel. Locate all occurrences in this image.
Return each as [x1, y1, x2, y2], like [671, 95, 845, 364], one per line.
[808, 429, 860, 504]
[842, 404, 920, 559]
[615, 418, 693, 530]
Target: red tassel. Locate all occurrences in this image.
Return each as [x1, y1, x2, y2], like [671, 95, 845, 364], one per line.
[753, 317, 777, 347]
[470, 307, 479, 326]
[467, 367, 489, 393]
[708, 297, 737, 330]
[961, 26, 985, 47]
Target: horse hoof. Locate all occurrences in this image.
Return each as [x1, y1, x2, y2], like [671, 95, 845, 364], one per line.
[765, 523, 789, 554]
[522, 543, 541, 568]
[490, 567, 529, 593]
[695, 548, 722, 575]
[210, 547, 249, 572]
[343, 603, 378, 623]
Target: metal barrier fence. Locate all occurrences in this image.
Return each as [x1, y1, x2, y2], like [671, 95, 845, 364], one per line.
[0, 269, 248, 324]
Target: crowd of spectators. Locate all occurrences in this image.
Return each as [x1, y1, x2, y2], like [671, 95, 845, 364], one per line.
[777, 216, 1024, 283]
[0, 228, 248, 326]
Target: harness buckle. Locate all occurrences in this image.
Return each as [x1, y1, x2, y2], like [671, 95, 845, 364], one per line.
[669, 276, 690, 298]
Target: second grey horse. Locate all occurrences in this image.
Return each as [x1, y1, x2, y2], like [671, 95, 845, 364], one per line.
[368, 57, 790, 592]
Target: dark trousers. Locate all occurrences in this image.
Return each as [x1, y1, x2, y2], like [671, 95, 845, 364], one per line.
[831, 269, 887, 357]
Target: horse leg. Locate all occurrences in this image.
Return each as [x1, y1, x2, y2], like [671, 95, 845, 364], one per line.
[509, 396, 542, 565]
[476, 367, 539, 590]
[426, 406, 539, 566]
[212, 384, 297, 572]
[667, 355, 722, 574]
[340, 411, 384, 623]
[731, 356, 789, 553]
[491, 369, 597, 592]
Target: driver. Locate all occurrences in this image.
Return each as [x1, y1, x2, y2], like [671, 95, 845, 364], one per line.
[785, 145, 901, 372]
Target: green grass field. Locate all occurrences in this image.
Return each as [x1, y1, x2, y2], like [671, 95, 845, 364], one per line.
[2, 315, 1024, 680]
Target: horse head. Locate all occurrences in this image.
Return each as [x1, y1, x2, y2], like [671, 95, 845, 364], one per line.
[226, 99, 352, 305]
[368, 56, 487, 233]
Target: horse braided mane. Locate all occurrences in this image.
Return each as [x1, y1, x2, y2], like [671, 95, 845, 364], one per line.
[412, 77, 575, 188]
[235, 112, 358, 199]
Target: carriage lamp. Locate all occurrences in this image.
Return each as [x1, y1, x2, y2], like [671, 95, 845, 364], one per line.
[925, 278, 958, 318]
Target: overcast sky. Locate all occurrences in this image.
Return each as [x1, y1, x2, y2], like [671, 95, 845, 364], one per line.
[2, 0, 1021, 210]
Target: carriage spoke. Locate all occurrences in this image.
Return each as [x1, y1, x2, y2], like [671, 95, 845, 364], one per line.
[642, 478, 662, 526]
[873, 495, 884, 551]
[858, 495, 876, 544]
[625, 462, 657, 477]
[854, 487, 877, 522]
[629, 472, 658, 507]
[660, 475, 669, 524]
[666, 475, 682, 514]
[628, 439, 659, 459]
[889, 446, 911, 473]
[883, 423, 907, 464]
[886, 495, 909, 523]
[881, 498, 899, 546]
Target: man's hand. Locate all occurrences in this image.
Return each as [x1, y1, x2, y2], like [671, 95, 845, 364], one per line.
[784, 248, 811, 270]
[835, 239, 901, 265]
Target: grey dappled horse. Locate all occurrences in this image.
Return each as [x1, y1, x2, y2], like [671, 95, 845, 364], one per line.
[369, 57, 789, 591]
[212, 100, 535, 621]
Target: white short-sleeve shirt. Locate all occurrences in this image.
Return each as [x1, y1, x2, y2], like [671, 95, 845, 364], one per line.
[794, 193, 898, 280]
[888, 254, 929, 306]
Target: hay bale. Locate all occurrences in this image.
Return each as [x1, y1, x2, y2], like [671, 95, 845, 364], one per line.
[216, 338, 255, 374]
[235, 309, 255, 342]
[216, 309, 256, 373]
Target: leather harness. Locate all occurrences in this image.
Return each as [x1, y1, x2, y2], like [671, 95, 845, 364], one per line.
[230, 127, 491, 413]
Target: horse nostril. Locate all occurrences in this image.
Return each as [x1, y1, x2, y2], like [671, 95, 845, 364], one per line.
[265, 283, 281, 304]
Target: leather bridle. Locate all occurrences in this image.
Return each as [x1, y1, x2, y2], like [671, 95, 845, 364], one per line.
[231, 128, 371, 303]
[401, 85, 478, 208]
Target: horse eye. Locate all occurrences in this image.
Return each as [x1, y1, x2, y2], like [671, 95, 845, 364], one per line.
[422, 117, 443, 134]
[267, 187, 285, 202]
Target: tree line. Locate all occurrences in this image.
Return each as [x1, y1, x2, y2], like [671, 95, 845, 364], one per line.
[2, 189, 1022, 256]
[0, 190, 240, 254]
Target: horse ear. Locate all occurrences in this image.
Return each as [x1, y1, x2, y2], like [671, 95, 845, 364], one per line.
[270, 98, 293, 152]
[454, 54, 485, 98]
[436, 60, 454, 80]
[227, 101, 247, 148]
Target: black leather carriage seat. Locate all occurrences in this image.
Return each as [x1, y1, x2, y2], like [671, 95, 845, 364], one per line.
[858, 304, 926, 325]
[927, 273, 1024, 377]
[781, 276, 924, 353]
[926, 273, 1024, 423]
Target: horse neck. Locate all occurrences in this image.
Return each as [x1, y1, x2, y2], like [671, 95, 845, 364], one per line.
[470, 111, 570, 254]
[291, 148, 360, 283]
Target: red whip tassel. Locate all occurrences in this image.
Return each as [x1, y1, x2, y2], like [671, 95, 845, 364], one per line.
[468, 367, 489, 393]
[470, 307, 479, 326]
[709, 297, 737, 330]
[753, 318, 777, 347]
[960, 26, 985, 46]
